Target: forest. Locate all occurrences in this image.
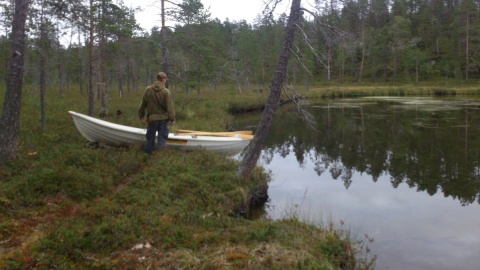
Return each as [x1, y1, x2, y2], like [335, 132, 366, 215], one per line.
[2, 1, 473, 266]
[1, 0, 479, 99]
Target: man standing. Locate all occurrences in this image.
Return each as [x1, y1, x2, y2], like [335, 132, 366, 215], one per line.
[138, 72, 175, 154]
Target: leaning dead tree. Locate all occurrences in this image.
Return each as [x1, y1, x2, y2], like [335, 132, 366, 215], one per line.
[237, 0, 302, 179]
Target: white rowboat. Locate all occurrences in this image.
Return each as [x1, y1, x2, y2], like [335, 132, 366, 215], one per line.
[68, 111, 251, 155]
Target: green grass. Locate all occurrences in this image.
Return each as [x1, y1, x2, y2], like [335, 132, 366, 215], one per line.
[0, 83, 400, 269]
[300, 84, 480, 99]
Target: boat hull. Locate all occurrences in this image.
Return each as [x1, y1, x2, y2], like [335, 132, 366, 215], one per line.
[68, 111, 249, 155]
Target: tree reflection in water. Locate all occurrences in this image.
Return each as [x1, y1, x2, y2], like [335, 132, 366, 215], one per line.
[254, 97, 480, 206]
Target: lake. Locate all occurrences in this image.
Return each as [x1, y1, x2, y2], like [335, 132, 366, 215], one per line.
[235, 96, 480, 270]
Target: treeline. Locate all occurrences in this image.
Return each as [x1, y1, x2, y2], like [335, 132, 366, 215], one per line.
[1, 0, 479, 96]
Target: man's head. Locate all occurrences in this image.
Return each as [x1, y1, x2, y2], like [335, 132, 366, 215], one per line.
[157, 72, 167, 81]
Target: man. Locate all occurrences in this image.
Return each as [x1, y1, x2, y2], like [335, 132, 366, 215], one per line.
[138, 72, 176, 154]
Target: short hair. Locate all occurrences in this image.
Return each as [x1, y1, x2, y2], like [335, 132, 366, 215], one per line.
[157, 72, 167, 80]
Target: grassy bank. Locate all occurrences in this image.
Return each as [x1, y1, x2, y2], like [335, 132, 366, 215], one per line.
[10, 83, 461, 269]
[299, 84, 480, 99]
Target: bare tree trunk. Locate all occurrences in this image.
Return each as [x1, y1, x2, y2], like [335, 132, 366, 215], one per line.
[358, 45, 365, 83]
[233, 59, 242, 93]
[56, 20, 65, 97]
[57, 54, 64, 97]
[466, 10, 469, 82]
[0, 0, 30, 164]
[161, 0, 169, 79]
[393, 50, 397, 84]
[88, 0, 95, 116]
[118, 65, 123, 98]
[39, 0, 47, 133]
[78, 26, 84, 95]
[127, 59, 131, 95]
[358, 27, 366, 83]
[327, 46, 331, 81]
[131, 59, 138, 92]
[40, 34, 46, 133]
[238, 0, 302, 179]
[415, 59, 419, 85]
[99, 5, 108, 116]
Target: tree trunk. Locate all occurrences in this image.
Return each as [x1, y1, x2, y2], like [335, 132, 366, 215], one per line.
[88, 0, 95, 116]
[465, 10, 469, 82]
[57, 53, 64, 97]
[118, 66, 123, 98]
[327, 46, 332, 81]
[415, 59, 419, 85]
[127, 59, 131, 95]
[161, 0, 169, 79]
[131, 59, 138, 92]
[40, 0, 46, 133]
[78, 26, 84, 95]
[237, 0, 302, 179]
[393, 51, 397, 84]
[40, 36, 46, 133]
[358, 27, 366, 83]
[0, 0, 30, 164]
[99, 5, 107, 115]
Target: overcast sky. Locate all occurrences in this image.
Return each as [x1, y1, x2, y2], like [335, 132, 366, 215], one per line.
[121, 0, 295, 31]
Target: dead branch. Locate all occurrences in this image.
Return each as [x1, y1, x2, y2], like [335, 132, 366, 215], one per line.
[282, 80, 316, 130]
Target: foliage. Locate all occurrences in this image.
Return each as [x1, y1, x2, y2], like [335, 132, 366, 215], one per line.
[5, 0, 480, 99]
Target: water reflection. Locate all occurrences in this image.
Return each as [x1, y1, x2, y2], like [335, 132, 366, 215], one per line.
[235, 96, 480, 270]
[261, 97, 480, 206]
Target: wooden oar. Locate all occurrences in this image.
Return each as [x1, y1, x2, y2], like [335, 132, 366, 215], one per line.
[177, 129, 253, 135]
[176, 132, 254, 140]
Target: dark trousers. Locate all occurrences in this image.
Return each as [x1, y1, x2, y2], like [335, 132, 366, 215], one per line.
[145, 119, 169, 154]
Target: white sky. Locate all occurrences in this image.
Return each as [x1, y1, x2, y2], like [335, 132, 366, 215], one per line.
[121, 0, 295, 31]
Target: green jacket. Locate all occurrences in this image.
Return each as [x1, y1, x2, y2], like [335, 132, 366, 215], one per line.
[138, 80, 175, 122]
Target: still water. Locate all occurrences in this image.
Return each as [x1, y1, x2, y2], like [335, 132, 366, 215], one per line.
[236, 96, 480, 270]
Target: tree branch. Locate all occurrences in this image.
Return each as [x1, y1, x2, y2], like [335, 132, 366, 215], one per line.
[283, 80, 317, 130]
